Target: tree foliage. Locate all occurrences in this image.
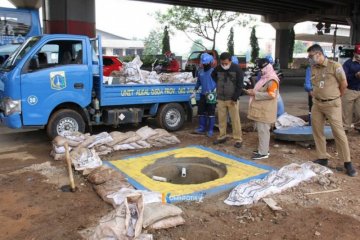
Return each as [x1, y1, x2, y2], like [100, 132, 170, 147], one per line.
[250, 26, 259, 62]
[162, 26, 171, 54]
[156, 6, 242, 50]
[143, 29, 163, 56]
[294, 40, 307, 54]
[227, 27, 234, 56]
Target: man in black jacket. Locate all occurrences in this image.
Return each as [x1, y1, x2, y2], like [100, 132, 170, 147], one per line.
[212, 52, 244, 148]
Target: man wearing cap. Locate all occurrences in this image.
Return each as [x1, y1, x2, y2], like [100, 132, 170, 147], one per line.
[307, 44, 357, 177]
[212, 52, 244, 148]
[191, 53, 217, 137]
[245, 58, 279, 160]
[342, 44, 360, 132]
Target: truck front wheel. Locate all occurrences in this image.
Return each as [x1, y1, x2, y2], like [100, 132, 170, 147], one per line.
[156, 103, 185, 131]
[47, 109, 86, 139]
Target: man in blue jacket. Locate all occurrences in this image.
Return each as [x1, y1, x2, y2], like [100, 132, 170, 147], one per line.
[342, 44, 360, 132]
[191, 53, 217, 137]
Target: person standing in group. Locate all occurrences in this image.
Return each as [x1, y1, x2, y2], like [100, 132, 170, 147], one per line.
[191, 53, 217, 137]
[307, 44, 357, 177]
[245, 58, 279, 160]
[211, 52, 244, 148]
[342, 44, 360, 133]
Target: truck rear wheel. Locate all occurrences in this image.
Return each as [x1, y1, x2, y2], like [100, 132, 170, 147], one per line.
[47, 109, 85, 139]
[156, 103, 185, 131]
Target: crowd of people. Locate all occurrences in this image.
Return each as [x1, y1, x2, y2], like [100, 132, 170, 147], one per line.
[190, 44, 359, 177]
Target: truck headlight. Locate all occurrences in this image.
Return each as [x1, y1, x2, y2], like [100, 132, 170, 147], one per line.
[2, 97, 21, 116]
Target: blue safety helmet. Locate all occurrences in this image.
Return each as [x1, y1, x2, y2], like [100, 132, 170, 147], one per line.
[265, 55, 274, 64]
[231, 56, 239, 64]
[200, 53, 214, 64]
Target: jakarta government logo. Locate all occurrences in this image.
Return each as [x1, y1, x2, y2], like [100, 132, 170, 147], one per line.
[50, 71, 66, 90]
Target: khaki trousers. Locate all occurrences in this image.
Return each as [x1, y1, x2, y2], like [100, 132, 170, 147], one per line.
[312, 98, 351, 162]
[256, 122, 271, 155]
[342, 89, 360, 130]
[217, 100, 243, 142]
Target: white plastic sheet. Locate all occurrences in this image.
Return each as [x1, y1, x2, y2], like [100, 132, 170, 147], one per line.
[224, 162, 333, 206]
[275, 112, 306, 129]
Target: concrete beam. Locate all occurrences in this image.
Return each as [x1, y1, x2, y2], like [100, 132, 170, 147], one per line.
[8, 0, 42, 9]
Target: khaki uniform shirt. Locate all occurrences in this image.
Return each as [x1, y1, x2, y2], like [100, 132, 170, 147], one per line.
[311, 58, 347, 101]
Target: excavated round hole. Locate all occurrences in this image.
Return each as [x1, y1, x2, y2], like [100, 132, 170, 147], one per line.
[142, 156, 227, 184]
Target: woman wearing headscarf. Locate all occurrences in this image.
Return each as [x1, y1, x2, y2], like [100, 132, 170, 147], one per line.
[245, 58, 280, 160]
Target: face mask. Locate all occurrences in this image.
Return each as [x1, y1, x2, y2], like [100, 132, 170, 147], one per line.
[221, 64, 231, 70]
[203, 64, 211, 71]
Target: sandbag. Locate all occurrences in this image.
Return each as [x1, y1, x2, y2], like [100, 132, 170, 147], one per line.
[52, 135, 81, 148]
[87, 166, 126, 185]
[107, 188, 162, 208]
[70, 148, 102, 170]
[136, 140, 151, 149]
[147, 215, 185, 230]
[62, 131, 87, 142]
[142, 202, 183, 228]
[52, 144, 72, 154]
[88, 204, 127, 240]
[88, 193, 144, 240]
[50, 150, 65, 161]
[135, 126, 158, 140]
[107, 131, 128, 147]
[94, 178, 134, 205]
[113, 143, 136, 151]
[125, 193, 144, 239]
[80, 132, 113, 148]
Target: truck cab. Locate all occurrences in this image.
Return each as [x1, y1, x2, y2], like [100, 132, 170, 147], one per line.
[0, 34, 195, 138]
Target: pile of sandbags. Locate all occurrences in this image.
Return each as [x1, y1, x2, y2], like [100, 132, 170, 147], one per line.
[102, 55, 195, 85]
[142, 202, 185, 230]
[50, 126, 181, 162]
[159, 72, 195, 84]
[79, 165, 185, 239]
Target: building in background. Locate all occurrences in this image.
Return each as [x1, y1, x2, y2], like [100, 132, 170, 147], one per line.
[97, 29, 144, 57]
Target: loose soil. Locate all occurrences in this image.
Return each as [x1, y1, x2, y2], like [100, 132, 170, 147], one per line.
[1, 88, 360, 240]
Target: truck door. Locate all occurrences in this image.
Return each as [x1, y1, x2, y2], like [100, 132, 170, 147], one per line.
[20, 39, 91, 125]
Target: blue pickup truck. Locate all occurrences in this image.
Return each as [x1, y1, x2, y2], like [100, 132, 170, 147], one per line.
[0, 34, 196, 138]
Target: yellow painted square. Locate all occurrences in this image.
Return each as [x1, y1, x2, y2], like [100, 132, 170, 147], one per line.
[109, 146, 272, 197]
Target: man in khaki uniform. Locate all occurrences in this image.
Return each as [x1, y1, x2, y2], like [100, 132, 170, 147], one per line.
[307, 44, 357, 177]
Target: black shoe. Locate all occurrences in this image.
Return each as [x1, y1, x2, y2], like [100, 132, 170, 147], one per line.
[344, 162, 357, 177]
[313, 159, 328, 166]
[252, 153, 269, 160]
[252, 150, 270, 156]
[213, 138, 227, 145]
[234, 142, 242, 148]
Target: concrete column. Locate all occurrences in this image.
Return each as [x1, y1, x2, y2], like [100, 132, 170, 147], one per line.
[270, 22, 295, 69]
[42, 0, 95, 37]
[347, 1, 360, 45]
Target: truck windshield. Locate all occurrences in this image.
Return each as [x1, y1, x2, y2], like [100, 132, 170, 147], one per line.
[1, 36, 40, 71]
[188, 52, 201, 60]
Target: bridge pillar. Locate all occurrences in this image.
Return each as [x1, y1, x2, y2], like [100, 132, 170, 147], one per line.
[42, 0, 95, 37]
[270, 22, 295, 69]
[348, 0, 360, 45]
